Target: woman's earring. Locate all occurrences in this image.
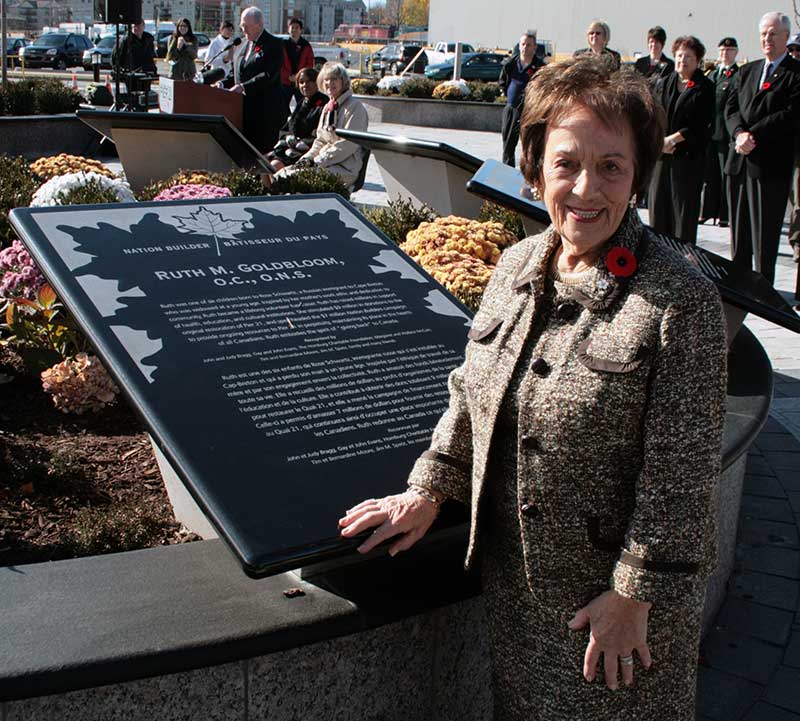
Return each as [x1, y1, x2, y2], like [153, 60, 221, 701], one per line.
[628, 194, 637, 209]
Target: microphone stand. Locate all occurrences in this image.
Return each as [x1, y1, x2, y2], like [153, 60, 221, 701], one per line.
[200, 40, 239, 74]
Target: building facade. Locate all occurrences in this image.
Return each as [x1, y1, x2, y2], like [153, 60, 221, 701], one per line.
[429, 0, 798, 63]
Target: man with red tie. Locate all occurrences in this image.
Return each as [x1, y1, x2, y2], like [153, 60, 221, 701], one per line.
[231, 6, 287, 152]
[725, 11, 800, 284]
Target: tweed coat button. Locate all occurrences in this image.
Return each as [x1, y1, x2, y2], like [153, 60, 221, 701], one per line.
[556, 302, 578, 321]
[530, 357, 550, 376]
[520, 435, 540, 450]
[519, 502, 539, 518]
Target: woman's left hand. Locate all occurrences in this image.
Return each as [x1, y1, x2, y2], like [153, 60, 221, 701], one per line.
[567, 590, 653, 690]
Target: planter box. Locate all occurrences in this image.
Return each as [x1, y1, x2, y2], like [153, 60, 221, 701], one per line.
[0, 113, 102, 159]
[356, 94, 504, 132]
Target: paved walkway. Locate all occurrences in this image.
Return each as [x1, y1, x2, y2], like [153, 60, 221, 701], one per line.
[351, 123, 800, 720]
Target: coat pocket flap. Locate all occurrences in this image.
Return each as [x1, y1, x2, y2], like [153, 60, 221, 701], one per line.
[468, 316, 503, 341]
[577, 337, 650, 374]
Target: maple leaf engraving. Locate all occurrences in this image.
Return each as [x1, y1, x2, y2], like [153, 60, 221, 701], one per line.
[173, 206, 247, 256]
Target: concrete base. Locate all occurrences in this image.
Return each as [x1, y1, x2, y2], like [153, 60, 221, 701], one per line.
[375, 149, 483, 217]
[2, 597, 493, 721]
[358, 95, 503, 133]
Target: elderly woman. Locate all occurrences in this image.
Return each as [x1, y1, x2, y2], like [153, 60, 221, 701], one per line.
[165, 18, 197, 81]
[340, 57, 727, 721]
[574, 20, 621, 69]
[649, 35, 714, 245]
[267, 67, 328, 171]
[273, 62, 368, 190]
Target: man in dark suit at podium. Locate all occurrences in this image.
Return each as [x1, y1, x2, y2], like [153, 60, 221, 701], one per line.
[725, 11, 800, 284]
[230, 6, 287, 152]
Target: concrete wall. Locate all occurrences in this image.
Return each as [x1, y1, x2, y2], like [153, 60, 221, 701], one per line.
[429, 0, 789, 63]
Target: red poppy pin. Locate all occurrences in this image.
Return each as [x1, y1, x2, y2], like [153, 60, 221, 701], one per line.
[254, 45, 262, 54]
[762, 81, 771, 90]
[725, 69, 733, 77]
[605, 247, 637, 278]
[526, 67, 534, 77]
[315, 99, 324, 106]
[686, 80, 696, 88]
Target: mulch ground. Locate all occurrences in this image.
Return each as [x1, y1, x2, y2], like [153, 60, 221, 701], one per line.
[0, 358, 199, 567]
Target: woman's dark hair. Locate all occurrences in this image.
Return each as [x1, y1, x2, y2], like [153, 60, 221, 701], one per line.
[519, 57, 665, 195]
[220, 21, 234, 31]
[288, 16, 303, 29]
[172, 18, 195, 43]
[672, 35, 705, 62]
[296, 66, 318, 85]
[647, 26, 667, 45]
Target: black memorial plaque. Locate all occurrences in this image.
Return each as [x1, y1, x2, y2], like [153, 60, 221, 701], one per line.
[467, 159, 800, 332]
[10, 195, 473, 576]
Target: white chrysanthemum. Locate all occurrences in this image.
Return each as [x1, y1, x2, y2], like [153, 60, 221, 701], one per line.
[30, 171, 136, 207]
[377, 75, 413, 90]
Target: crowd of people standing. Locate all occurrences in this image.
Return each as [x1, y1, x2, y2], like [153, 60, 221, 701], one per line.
[502, 12, 800, 294]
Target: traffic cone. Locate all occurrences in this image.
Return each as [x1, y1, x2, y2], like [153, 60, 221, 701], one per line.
[71, 72, 78, 91]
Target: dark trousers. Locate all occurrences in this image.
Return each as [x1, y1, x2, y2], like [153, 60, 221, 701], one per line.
[788, 161, 800, 248]
[728, 170, 791, 286]
[501, 104, 521, 167]
[700, 140, 730, 224]
[648, 153, 705, 245]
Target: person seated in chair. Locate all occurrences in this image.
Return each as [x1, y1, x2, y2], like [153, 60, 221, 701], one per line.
[270, 62, 368, 191]
[267, 68, 328, 171]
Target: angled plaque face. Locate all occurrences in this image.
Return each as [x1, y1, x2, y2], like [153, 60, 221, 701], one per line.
[10, 195, 471, 576]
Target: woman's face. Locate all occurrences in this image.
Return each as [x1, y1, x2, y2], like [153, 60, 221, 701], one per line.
[298, 76, 317, 97]
[537, 104, 636, 257]
[177, 21, 189, 35]
[324, 74, 344, 98]
[648, 37, 663, 58]
[675, 47, 699, 78]
[587, 27, 605, 53]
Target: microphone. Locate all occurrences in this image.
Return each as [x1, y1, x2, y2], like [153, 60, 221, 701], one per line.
[202, 67, 226, 85]
[201, 37, 243, 72]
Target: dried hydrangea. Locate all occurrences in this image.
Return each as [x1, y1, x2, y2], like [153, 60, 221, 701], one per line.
[153, 184, 232, 202]
[31, 171, 135, 207]
[0, 239, 45, 299]
[432, 80, 471, 100]
[30, 154, 116, 182]
[41, 353, 119, 415]
[403, 215, 518, 265]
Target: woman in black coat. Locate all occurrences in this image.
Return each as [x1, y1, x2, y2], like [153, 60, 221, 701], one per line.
[648, 35, 714, 244]
[267, 67, 328, 170]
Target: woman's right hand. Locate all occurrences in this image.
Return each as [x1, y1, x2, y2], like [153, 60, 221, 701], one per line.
[339, 490, 440, 556]
[177, 36, 185, 50]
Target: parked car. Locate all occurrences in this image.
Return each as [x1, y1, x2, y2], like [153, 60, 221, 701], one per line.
[82, 35, 116, 70]
[424, 51, 507, 81]
[5, 37, 29, 67]
[156, 31, 209, 58]
[20, 32, 93, 70]
[372, 43, 428, 75]
[424, 41, 476, 66]
[310, 42, 351, 69]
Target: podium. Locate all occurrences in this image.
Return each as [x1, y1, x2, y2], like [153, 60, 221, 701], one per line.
[158, 78, 243, 131]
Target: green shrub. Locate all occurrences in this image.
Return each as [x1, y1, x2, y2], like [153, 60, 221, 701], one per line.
[33, 78, 82, 115]
[397, 77, 437, 99]
[363, 197, 439, 244]
[268, 165, 351, 199]
[0, 79, 37, 116]
[0, 154, 37, 247]
[478, 200, 526, 240]
[219, 167, 265, 197]
[57, 177, 121, 205]
[467, 81, 501, 103]
[351, 78, 378, 95]
[376, 86, 395, 97]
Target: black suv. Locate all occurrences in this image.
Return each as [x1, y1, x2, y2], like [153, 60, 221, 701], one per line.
[20, 32, 93, 70]
[372, 43, 428, 75]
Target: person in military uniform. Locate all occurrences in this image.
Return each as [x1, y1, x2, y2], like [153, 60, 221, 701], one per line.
[341, 57, 727, 721]
[699, 37, 739, 227]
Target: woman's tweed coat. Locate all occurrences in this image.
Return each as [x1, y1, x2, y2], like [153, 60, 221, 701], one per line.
[407, 209, 728, 720]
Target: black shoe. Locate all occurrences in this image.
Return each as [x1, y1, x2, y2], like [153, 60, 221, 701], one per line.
[718, 220, 729, 228]
[698, 217, 711, 225]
